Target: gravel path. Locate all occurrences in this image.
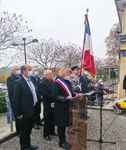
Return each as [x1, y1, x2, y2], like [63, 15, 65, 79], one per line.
[0, 109, 126, 150]
[0, 128, 63, 150]
[87, 109, 126, 150]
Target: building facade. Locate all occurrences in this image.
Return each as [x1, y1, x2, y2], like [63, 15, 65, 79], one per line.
[115, 0, 126, 98]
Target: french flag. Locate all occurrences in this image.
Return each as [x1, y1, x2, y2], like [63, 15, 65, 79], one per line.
[82, 14, 96, 77]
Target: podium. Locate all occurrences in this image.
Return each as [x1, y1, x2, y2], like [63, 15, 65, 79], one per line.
[68, 95, 87, 150]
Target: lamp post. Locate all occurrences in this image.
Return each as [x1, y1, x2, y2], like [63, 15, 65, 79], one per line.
[12, 38, 38, 64]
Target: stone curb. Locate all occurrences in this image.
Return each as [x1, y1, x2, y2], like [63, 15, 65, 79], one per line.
[0, 132, 17, 145]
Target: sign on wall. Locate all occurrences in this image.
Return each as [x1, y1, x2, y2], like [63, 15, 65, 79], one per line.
[122, 51, 126, 56]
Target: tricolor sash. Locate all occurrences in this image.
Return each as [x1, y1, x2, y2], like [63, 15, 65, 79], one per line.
[56, 78, 72, 97]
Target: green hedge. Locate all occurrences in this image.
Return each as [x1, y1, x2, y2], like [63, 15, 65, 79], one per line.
[0, 90, 6, 113]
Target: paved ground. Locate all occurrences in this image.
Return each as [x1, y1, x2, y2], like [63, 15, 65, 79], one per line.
[0, 114, 15, 140]
[0, 104, 44, 140]
[87, 109, 126, 150]
[0, 109, 126, 150]
[0, 129, 64, 150]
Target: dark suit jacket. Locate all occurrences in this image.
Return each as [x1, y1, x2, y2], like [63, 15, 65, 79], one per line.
[13, 76, 35, 118]
[80, 75, 90, 93]
[39, 78, 54, 117]
[6, 73, 19, 109]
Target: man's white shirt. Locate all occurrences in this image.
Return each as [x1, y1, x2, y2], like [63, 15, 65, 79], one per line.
[23, 75, 38, 106]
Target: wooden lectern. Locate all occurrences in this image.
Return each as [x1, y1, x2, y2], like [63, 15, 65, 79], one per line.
[68, 95, 87, 150]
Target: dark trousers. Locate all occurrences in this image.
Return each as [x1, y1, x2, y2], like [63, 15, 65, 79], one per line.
[81, 85, 89, 94]
[13, 109, 20, 134]
[15, 116, 21, 134]
[57, 126, 66, 144]
[43, 116, 54, 137]
[19, 117, 34, 149]
[34, 101, 41, 125]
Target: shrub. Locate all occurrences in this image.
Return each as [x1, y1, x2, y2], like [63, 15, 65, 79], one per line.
[0, 90, 6, 113]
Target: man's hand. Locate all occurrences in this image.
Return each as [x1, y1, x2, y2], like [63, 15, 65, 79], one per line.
[51, 102, 55, 108]
[17, 115, 23, 119]
[76, 93, 84, 101]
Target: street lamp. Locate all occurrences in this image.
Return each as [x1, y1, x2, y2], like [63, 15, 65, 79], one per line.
[12, 38, 38, 64]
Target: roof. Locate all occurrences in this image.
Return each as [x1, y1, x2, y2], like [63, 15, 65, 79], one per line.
[115, 0, 126, 31]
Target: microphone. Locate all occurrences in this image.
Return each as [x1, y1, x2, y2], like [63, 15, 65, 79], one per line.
[94, 84, 115, 94]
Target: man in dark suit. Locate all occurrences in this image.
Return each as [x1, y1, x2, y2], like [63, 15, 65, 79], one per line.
[28, 67, 42, 129]
[39, 70, 56, 141]
[80, 72, 90, 94]
[13, 64, 38, 150]
[6, 66, 20, 134]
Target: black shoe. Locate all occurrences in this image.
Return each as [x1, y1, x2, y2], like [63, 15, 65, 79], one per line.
[21, 145, 38, 150]
[44, 136, 51, 141]
[59, 142, 69, 149]
[64, 141, 71, 147]
[27, 145, 38, 149]
[33, 124, 40, 130]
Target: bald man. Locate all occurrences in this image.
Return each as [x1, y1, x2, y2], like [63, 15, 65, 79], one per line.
[39, 70, 56, 141]
[13, 64, 38, 150]
[7, 65, 20, 134]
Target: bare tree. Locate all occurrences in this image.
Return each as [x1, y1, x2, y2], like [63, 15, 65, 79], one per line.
[0, 11, 31, 50]
[60, 44, 81, 67]
[105, 23, 119, 66]
[95, 57, 107, 68]
[28, 39, 60, 69]
[28, 39, 81, 69]
[0, 11, 31, 66]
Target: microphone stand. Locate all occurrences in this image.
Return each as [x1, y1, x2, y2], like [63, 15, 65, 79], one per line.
[87, 91, 116, 149]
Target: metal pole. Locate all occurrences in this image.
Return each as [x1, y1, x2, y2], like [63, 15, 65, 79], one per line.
[10, 107, 13, 132]
[22, 38, 27, 64]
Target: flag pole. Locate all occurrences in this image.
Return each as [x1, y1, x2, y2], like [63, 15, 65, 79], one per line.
[80, 8, 89, 76]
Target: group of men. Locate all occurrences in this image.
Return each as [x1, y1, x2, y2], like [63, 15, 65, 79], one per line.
[6, 64, 90, 150]
[7, 64, 43, 150]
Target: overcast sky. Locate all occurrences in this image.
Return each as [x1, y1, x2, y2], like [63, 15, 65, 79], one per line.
[0, 0, 118, 58]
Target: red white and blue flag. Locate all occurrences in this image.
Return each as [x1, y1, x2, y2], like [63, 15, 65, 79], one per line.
[82, 14, 96, 77]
